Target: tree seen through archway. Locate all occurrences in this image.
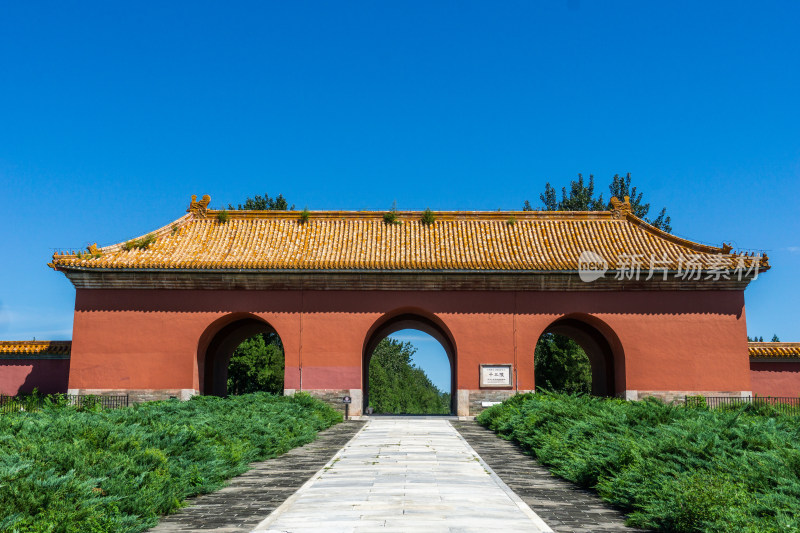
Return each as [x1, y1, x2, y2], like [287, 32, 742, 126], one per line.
[368, 336, 451, 414]
[534, 332, 592, 394]
[226, 332, 285, 395]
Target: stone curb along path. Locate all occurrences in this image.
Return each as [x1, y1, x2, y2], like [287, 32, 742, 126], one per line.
[451, 421, 643, 533]
[253, 418, 553, 533]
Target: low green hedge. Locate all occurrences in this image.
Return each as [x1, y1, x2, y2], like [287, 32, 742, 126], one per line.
[0, 392, 341, 532]
[477, 393, 800, 532]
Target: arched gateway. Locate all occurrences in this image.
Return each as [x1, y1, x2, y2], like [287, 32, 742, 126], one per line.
[198, 313, 283, 396]
[363, 311, 457, 414]
[50, 194, 767, 415]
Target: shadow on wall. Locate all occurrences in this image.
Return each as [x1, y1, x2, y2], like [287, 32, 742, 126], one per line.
[74, 289, 745, 318]
[0, 359, 70, 395]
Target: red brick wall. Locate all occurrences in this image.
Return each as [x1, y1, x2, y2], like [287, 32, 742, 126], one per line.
[0, 359, 70, 395]
[750, 361, 800, 397]
[67, 288, 751, 401]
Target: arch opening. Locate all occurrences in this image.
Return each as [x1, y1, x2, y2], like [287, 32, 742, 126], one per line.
[200, 317, 285, 397]
[534, 317, 619, 397]
[363, 313, 456, 415]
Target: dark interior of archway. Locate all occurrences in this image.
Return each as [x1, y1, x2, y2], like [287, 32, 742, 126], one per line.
[203, 319, 284, 397]
[535, 319, 616, 397]
[363, 314, 456, 415]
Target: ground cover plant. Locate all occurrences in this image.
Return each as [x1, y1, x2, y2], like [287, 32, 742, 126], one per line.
[0, 392, 341, 532]
[478, 393, 800, 532]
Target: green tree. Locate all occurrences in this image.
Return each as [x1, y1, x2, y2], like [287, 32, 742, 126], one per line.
[534, 333, 592, 394]
[524, 173, 672, 232]
[227, 333, 285, 395]
[368, 338, 451, 414]
[229, 193, 294, 211]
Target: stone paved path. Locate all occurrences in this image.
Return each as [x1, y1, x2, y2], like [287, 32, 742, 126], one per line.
[150, 418, 646, 532]
[254, 419, 552, 532]
[452, 421, 644, 532]
[149, 421, 366, 532]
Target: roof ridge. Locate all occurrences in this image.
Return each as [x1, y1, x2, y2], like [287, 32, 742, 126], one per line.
[748, 341, 800, 360]
[0, 340, 72, 356]
[202, 209, 620, 219]
[749, 341, 800, 346]
[621, 210, 724, 255]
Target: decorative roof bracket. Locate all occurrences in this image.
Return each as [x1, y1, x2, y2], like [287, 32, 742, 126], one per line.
[609, 196, 632, 219]
[187, 194, 211, 219]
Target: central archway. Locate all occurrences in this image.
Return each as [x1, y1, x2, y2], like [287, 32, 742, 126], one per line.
[363, 312, 457, 414]
[199, 315, 283, 397]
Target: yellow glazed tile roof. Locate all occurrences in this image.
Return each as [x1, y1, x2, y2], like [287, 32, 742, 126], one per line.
[0, 341, 71, 358]
[49, 195, 769, 273]
[749, 342, 800, 359]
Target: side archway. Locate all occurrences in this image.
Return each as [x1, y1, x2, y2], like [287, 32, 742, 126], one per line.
[197, 314, 283, 396]
[536, 314, 625, 397]
[362, 311, 457, 414]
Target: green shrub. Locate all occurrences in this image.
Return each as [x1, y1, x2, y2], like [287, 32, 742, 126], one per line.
[421, 208, 435, 226]
[217, 210, 230, 223]
[0, 393, 341, 532]
[384, 201, 401, 224]
[299, 207, 310, 223]
[478, 393, 800, 532]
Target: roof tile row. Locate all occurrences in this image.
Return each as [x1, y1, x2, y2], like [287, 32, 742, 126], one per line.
[49, 196, 768, 273]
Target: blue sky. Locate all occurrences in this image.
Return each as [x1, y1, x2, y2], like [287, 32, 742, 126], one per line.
[1, 2, 799, 389]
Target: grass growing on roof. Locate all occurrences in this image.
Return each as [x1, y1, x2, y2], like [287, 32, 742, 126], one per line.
[477, 392, 800, 532]
[122, 234, 156, 251]
[420, 208, 436, 226]
[0, 392, 341, 532]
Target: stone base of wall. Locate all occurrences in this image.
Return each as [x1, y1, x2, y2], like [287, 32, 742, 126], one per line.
[67, 388, 198, 403]
[458, 389, 535, 417]
[624, 390, 752, 403]
[289, 388, 363, 417]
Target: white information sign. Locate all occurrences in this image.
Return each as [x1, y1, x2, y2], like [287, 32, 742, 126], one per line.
[479, 364, 513, 388]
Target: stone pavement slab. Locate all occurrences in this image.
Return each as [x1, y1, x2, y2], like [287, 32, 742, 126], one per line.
[254, 419, 552, 532]
[148, 421, 366, 533]
[451, 421, 646, 533]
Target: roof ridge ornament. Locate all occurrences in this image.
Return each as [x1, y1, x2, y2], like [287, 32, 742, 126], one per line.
[609, 195, 632, 219]
[187, 194, 211, 219]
